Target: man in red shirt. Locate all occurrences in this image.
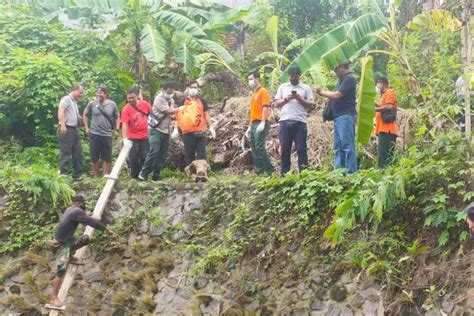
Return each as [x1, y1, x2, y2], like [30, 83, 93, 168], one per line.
[121, 87, 152, 178]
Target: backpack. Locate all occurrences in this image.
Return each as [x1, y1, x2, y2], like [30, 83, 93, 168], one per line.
[177, 101, 203, 134]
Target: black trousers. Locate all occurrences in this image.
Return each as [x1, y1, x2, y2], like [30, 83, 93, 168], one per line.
[58, 126, 83, 178]
[377, 132, 397, 168]
[129, 139, 150, 178]
[182, 133, 207, 166]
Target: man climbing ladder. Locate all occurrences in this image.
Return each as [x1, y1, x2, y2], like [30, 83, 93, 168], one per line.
[45, 194, 113, 309]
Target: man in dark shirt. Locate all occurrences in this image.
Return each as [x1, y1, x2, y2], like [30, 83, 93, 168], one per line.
[46, 194, 113, 308]
[316, 62, 358, 174]
[466, 202, 474, 240]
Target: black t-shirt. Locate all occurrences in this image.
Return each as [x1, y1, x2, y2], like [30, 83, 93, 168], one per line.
[330, 73, 357, 118]
[178, 96, 209, 111]
[55, 207, 106, 244]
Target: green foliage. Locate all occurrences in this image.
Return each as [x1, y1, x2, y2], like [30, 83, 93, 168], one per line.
[0, 158, 74, 253]
[356, 56, 376, 144]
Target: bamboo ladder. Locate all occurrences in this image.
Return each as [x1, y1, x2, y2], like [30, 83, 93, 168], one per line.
[48, 142, 132, 316]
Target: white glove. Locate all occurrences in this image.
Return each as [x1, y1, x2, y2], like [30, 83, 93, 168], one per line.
[123, 138, 133, 148]
[245, 126, 251, 138]
[256, 121, 265, 133]
[171, 127, 179, 140]
[209, 127, 216, 139]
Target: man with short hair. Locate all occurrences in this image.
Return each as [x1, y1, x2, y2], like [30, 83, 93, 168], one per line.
[57, 84, 85, 179]
[46, 194, 113, 308]
[375, 77, 398, 168]
[83, 87, 120, 177]
[245, 71, 274, 174]
[121, 87, 152, 179]
[316, 63, 358, 174]
[176, 80, 216, 166]
[139, 82, 180, 182]
[274, 66, 315, 175]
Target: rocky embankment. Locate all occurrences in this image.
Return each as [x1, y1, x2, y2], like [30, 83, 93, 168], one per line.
[0, 182, 472, 315]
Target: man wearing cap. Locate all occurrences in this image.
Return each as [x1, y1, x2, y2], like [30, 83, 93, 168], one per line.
[316, 63, 358, 174]
[83, 87, 120, 177]
[274, 65, 315, 175]
[375, 77, 398, 168]
[46, 194, 113, 308]
[57, 84, 85, 179]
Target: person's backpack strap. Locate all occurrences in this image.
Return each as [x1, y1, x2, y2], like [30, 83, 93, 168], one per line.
[95, 103, 116, 129]
[131, 102, 150, 117]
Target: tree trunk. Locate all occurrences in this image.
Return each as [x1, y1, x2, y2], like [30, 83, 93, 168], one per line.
[461, 0, 472, 143]
[196, 71, 247, 95]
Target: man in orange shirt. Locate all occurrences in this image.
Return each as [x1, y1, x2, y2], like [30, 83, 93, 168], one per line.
[375, 77, 398, 168]
[245, 71, 274, 174]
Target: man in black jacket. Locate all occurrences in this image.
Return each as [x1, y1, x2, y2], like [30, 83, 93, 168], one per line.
[46, 194, 113, 308]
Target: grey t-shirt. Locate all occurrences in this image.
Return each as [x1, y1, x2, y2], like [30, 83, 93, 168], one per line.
[85, 100, 119, 137]
[59, 94, 80, 127]
[275, 82, 314, 123]
[152, 92, 175, 134]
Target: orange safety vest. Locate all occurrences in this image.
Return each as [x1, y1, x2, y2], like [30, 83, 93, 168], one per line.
[177, 97, 206, 134]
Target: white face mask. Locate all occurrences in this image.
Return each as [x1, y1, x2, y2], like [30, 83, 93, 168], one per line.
[165, 93, 174, 99]
[375, 86, 381, 94]
[189, 88, 199, 97]
[248, 80, 256, 89]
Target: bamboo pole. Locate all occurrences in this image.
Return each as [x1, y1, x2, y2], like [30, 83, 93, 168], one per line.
[48, 142, 132, 316]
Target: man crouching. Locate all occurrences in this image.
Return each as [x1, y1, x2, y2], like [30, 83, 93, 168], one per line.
[46, 194, 113, 308]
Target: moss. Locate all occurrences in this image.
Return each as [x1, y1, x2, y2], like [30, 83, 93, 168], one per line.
[138, 294, 156, 313]
[0, 263, 20, 284]
[112, 291, 135, 308]
[0, 294, 32, 309]
[21, 251, 49, 267]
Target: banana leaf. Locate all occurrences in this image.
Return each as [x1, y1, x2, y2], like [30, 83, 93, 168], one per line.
[280, 14, 386, 82]
[197, 39, 234, 64]
[321, 37, 370, 71]
[176, 43, 195, 74]
[154, 10, 206, 38]
[356, 56, 376, 144]
[265, 15, 279, 53]
[140, 23, 166, 63]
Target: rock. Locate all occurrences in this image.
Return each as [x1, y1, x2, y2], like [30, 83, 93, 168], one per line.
[193, 278, 208, 290]
[424, 309, 442, 316]
[137, 220, 149, 233]
[293, 308, 310, 316]
[176, 287, 192, 300]
[288, 240, 300, 252]
[325, 304, 341, 316]
[360, 288, 379, 302]
[184, 159, 210, 182]
[84, 271, 103, 283]
[466, 294, 474, 309]
[310, 300, 324, 311]
[362, 300, 378, 316]
[73, 295, 87, 307]
[284, 280, 298, 288]
[10, 275, 25, 284]
[149, 223, 166, 237]
[112, 309, 126, 316]
[257, 269, 267, 282]
[290, 291, 299, 303]
[245, 300, 260, 312]
[341, 306, 353, 316]
[441, 299, 454, 314]
[341, 273, 352, 284]
[9, 284, 21, 294]
[349, 293, 365, 308]
[122, 249, 132, 259]
[302, 289, 315, 300]
[329, 284, 348, 302]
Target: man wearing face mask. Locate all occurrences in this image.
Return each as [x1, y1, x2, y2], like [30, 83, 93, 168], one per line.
[245, 71, 274, 174]
[316, 63, 358, 174]
[139, 81, 180, 182]
[274, 66, 315, 175]
[374, 77, 398, 168]
[176, 80, 216, 166]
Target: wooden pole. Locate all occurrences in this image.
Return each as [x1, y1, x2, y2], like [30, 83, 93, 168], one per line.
[49, 142, 132, 316]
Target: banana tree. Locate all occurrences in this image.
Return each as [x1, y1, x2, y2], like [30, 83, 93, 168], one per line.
[19, 0, 250, 85]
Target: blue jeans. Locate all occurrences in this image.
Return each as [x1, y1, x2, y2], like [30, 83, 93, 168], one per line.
[333, 114, 357, 174]
[279, 120, 308, 175]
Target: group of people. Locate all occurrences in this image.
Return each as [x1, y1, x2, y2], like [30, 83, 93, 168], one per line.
[57, 62, 399, 182]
